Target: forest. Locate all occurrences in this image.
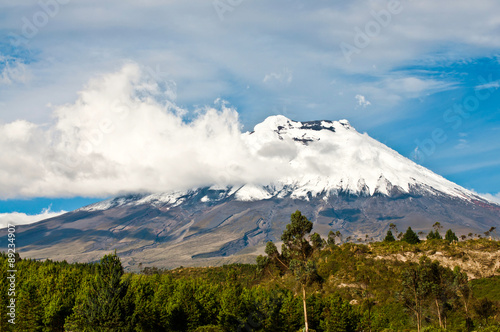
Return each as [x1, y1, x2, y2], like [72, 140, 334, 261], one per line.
[1, 211, 499, 332]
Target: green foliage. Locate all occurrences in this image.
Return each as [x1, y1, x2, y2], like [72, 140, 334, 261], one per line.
[383, 230, 396, 242]
[471, 276, 500, 302]
[453, 267, 472, 317]
[1, 234, 499, 331]
[445, 229, 459, 243]
[265, 241, 279, 257]
[327, 230, 336, 247]
[433, 222, 443, 232]
[427, 230, 442, 240]
[256, 255, 269, 271]
[472, 298, 496, 325]
[311, 232, 324, 251]
[281, 210, 313, 261]
[278, 210, 317, 332]
[402, 226, 421, 244]
[370, 302, 410, 331]
[320, 295, 359, 332]
[400, 259, 432, 330]
[66, 252, 131, 331]
[193, 325, 224, 332]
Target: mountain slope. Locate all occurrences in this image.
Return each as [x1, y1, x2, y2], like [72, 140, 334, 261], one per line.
[2, 116, 499, 270]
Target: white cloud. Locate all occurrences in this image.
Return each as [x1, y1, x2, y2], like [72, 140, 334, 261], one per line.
[355, 94, 371, 107]
[0, 207, 66, 229]
[0, 63, 292, 199]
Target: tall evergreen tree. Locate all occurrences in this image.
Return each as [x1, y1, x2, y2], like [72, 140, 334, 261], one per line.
[67, 252, 131, 331]
[402, 227, 421, 244]
[384, 230, 396, 242]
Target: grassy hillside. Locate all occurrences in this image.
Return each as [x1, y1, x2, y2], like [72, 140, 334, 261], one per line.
[1, 237, 499, 331]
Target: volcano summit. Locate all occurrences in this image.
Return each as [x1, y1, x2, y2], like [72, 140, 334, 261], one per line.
[3, 116, 499, 270]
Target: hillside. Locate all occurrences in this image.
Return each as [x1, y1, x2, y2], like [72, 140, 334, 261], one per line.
[2, 236, 499, 331]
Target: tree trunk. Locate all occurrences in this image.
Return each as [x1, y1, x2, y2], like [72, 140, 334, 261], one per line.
[276, 257, 288, 270]
[414, 291, 420, 332]
[435, 298, 443, 328]
[416, 310, 420, 332]
[302, 284, 309, 332]
[417, 312, 422, 332]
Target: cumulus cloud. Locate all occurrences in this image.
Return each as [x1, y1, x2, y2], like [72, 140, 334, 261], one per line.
[0, 207, 66, 229]
[355, 94, 371, 107]
[0, 63, 292, 199]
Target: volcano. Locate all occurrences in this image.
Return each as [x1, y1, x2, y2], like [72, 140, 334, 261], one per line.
[3, 116, 499, 270]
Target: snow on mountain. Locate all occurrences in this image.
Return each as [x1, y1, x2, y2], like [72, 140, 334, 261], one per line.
[243, 115, 474, 199]
[80, 115, 487, 211]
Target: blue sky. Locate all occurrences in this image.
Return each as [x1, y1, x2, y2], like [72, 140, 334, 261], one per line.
[1, 0, 500, 221]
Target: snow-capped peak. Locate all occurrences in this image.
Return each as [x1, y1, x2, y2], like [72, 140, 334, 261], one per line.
[242, 116, 478, 202]
[80, 115, 492, 211]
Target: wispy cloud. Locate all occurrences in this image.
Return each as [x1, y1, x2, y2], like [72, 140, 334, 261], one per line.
[475, 80, 500, 90]
[454, 139, 469, 150]
[0, 55, 31, 85]
[263, 68, 293, 85]
[442, 160, 500, 174]
[355, 76, 457, 107]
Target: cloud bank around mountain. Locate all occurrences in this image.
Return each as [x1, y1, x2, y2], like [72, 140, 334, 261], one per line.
[0, 63, 295, 199]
